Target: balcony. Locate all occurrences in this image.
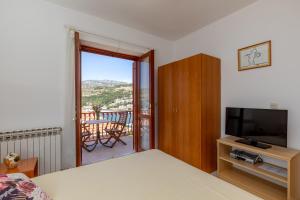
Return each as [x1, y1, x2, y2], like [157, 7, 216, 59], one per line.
[81, 110, 133, 138]
[81, 110, 134, 165]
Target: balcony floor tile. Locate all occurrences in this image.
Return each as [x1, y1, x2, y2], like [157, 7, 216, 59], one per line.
[82, 135, 134, 165]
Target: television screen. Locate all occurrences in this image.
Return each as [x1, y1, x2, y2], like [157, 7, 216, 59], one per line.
[225, 107, 288, 147]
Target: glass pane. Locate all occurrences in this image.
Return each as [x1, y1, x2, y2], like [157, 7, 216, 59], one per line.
[140, 118, 150, 150]
[139, 57, 150, 115]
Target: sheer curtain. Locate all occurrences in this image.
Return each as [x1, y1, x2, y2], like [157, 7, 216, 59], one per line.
[62, 29, 76, 169]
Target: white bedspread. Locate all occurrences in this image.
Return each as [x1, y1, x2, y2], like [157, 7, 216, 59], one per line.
[32, 150, 261, 200]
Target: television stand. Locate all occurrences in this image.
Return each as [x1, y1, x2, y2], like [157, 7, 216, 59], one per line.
[217, 136, 300, 200]
[235, 138, 272, 149]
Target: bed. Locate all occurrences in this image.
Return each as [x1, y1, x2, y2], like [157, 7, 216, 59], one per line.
[32, 150, 261, 200]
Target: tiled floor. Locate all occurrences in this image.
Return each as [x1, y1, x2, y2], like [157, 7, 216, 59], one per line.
[82, 135, 134, 165]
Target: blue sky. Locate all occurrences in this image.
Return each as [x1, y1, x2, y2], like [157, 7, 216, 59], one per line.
[81, 52, 133, 83]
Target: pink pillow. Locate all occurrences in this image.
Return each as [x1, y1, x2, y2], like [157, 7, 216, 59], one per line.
[0, 173, 51, 200]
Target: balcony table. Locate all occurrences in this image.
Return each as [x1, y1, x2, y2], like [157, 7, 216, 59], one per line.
[81, 119, 110, 152]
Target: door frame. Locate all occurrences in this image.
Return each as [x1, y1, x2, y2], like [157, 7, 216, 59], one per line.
[75, 32, 81, 167]
[134, 50, 155, 152]
[80, 45, 139, 61]
[75, 38, 154, 166]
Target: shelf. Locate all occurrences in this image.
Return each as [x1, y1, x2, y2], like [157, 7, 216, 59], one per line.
[219, 167, 287, 200]
[218, 136, 300, 161]
[219, 155, 287, 184]
[218, 136, 300, 200]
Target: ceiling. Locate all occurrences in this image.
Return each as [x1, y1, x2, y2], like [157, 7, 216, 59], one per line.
[45, 0, 257, 40]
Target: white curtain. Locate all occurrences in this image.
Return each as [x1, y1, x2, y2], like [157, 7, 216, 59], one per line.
[62, 29, 76, 169]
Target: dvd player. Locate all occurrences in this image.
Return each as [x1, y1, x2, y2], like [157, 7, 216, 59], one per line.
[230, 149, 263, 164]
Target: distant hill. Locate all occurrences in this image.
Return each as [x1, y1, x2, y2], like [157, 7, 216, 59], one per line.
[82, 80, 130, 88]
[82, 80, 133, 110]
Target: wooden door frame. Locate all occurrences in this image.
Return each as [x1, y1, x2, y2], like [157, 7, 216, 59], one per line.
[145, 50, 155, 150]
[133, 61, 139, 152]
[134, 50, 155, 152]
[80, 45, 139, 61]
[75, 41, 146, 166]
[75, 32, 82, 167]
[132, 61, 138, 151]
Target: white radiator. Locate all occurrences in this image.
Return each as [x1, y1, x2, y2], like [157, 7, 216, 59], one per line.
[0, 127, 62, 175]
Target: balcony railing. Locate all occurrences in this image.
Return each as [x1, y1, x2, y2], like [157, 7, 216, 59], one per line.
[81, 111, 133, 139]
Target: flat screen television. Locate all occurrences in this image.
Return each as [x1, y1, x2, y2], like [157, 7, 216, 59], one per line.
[225, 107, 288, 148]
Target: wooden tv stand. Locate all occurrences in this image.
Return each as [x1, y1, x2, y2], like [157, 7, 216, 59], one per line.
[217, 136, 300, 200]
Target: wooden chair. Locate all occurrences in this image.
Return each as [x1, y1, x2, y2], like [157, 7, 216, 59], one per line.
[81, 123, 97, 152]
[102, 112, 128, 148]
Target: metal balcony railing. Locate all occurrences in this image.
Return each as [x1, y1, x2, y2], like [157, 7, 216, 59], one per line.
[81, 111, 133, 139]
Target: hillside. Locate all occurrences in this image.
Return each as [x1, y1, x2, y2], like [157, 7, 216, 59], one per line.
[82, 80, 132, 112]
[82, 80, 129, 88]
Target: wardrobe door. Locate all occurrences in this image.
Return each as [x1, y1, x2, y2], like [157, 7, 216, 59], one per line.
[176, 56, 202, 168]
[200, 55, 221, 172]
[158, 64, 174, 155]
[169, 61, 181, 158]
[170, 61, 183, 160]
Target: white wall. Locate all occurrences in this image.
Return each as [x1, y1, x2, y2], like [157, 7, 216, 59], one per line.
[173, 0, 300, 149]
[0, 0, 173, 168]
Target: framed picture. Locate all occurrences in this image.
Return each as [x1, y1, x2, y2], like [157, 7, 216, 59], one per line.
[238, 41, 272, 71]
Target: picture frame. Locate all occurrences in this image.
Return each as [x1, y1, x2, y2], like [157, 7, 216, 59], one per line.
[238, 41, 272, 71]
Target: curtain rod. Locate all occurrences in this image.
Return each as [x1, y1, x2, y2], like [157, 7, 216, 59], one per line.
[64, 25, 151, 51]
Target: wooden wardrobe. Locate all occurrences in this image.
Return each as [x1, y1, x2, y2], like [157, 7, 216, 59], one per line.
[158, 53, 221, 173]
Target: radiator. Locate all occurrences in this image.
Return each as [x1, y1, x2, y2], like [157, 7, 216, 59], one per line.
[0, 127, 62, 176]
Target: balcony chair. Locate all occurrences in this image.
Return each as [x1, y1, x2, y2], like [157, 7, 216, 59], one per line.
[102, 111, 128, 148]
[81, 123, 98, 152]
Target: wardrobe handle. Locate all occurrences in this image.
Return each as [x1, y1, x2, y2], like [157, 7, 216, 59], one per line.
[172, 107, 178, 113]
